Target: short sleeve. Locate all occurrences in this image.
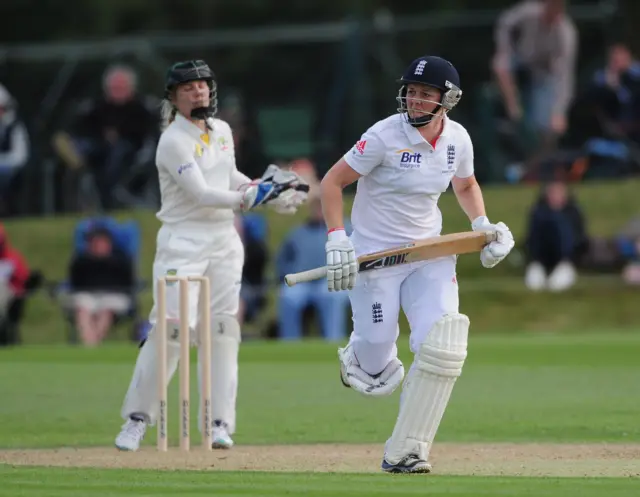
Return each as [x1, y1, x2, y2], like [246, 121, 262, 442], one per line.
[455, 131, 474, 179]
[343, 129, 385, 176]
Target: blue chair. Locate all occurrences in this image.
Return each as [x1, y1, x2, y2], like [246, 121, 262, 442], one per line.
[52, 217, 146, 343]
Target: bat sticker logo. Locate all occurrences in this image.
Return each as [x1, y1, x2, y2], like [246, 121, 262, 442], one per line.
[360, 252, 409, 271]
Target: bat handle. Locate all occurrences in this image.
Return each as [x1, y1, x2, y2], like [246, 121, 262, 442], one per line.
[284, 266, 328, 287]
[486, 230, 499, 243]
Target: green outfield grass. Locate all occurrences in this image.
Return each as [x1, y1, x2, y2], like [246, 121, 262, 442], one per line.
[0, 332, 638, 448]
[0, 332, 638, 495]
[1, 466, 637, 497]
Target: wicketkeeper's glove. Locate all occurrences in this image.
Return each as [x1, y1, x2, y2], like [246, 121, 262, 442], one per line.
[239, 164, 310, 214]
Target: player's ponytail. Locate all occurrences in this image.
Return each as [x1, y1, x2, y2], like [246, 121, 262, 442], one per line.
[160, 100, 177, 130]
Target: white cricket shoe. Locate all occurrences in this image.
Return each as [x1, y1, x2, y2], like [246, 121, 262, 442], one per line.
[548, 261, 576, 292]
[115, 418, 147, 451]
[381, 454, 432, 474]
[212, 420, 234, 449]
[525, 262, 547, 291]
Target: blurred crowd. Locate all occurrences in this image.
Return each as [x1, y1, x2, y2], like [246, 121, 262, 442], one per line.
[485, 0, 640, 184]
[0, 159, 355, 348]
[2, 0, 640, 345]
[487, 0, 640, 292]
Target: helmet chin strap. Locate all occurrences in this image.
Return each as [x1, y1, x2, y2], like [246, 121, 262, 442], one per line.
[408, 111, 436, 128]
[407, 106, 446, 128]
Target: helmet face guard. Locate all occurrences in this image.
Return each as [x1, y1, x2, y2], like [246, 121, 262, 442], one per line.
[395, 56, 463, 128]
[164, 60, 217, 120]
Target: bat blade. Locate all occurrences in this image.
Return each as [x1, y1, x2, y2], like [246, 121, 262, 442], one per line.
[357, 231, 496, 272]
[284, 230, 497, 286]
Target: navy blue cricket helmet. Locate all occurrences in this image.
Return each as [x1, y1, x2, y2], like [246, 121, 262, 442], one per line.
[396, 55, 462, 127]
[164, 60, 218, 120]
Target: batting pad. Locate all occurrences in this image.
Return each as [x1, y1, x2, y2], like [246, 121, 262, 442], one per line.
[384, 313, 469, 464]
[198, 315, 241, 434]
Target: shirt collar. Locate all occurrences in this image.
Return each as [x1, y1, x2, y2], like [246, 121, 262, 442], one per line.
[401, 113, 450, 146]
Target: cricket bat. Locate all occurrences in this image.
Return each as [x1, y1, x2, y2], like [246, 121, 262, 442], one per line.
[284, 230, 498, 287]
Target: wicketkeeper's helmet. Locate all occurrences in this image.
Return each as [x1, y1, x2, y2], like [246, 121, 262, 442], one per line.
[164, 60, 217, 119]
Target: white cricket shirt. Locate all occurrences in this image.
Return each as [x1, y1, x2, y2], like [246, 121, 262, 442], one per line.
[154, 113, 250, 226]
[344, 113, 474, 256]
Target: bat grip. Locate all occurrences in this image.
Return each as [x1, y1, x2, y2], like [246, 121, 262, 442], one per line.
[284, 266, 328, 286]
[486, 230, 499, 243]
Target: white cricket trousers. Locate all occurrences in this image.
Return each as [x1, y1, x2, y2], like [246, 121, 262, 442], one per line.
[347, 255, 459, 376]
[120, 220, 244, 433]
[149, 220, 244, 325]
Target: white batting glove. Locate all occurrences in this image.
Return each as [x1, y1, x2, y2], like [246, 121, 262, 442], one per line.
[325, 229, 358, 291]
[471, 216, 515, 268]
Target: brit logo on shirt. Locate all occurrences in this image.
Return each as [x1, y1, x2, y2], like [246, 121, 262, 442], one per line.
[397, 148, 422, 168]
[355, 140, 367, 155]
[447, 144, 456, 165]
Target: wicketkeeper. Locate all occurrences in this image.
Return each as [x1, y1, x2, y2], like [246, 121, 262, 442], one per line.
[114, 60, 309, 451]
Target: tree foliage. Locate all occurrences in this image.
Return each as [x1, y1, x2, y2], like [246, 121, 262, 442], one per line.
[2, 0, 613, 44]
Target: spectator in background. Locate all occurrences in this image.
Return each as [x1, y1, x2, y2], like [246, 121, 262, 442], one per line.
[52, 64, 160, 211]
[591, 43, 640, 133]
[217, 91, 269, 179]
[576, 42, 640, 178]
[287, 157, 320, 185]
[524, 179, 588, 291]
[612, 216, 640, 285]
[0, 224, 42, 346]
[275, 193, 350, 341]
[67, 226, 134, 346]
[491, 0, 578, 180]
[235, 213, 269, 328]
[0, 83, 30, 217]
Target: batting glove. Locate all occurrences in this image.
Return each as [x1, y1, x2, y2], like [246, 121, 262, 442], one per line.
[325, 229, 358, 291]
[471, 216, 515, 268]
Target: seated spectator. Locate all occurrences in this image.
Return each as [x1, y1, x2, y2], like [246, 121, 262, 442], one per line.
[524, 179, 588, 291]
[275, 195, 350, 341]
[235, 213, 269, 327]
[52, 64, 160, 211]
[0, 84, 30, 217]
[610, 216, 640, 285]
[0, 224, 42, 346]
[575, 42, 640, 179]
[67, 226, 135, 346]
[590, 43, 640, 138]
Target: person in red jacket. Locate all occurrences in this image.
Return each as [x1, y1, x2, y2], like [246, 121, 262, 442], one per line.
[0, 223, 37, 345]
